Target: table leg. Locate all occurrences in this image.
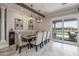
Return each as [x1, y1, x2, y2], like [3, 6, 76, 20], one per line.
[28, 42, 31, 49]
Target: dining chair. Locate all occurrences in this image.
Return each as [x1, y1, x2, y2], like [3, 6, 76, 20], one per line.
[15, 32, 29, 53]
[30, 31, 43, 51]
[46, 31, 51, 42]
[41, 31, 47, 46]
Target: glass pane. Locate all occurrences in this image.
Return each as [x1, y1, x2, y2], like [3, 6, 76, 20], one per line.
[53, 21, 63, 40]
[63, 20, 78, 42]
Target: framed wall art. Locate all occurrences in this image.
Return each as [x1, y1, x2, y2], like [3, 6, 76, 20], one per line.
[15, 18, 23, 30]
[28, 19, 34, 30]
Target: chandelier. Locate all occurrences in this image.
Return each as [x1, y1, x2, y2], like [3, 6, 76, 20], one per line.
[36, 10, 43, 23]
[30, 5, 42, 23]
[30, 5, 34, 20]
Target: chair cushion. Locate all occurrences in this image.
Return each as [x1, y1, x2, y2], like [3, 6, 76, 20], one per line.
[30, 40, 40, 45]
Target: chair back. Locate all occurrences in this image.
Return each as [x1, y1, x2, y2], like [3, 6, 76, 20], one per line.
[15, 32, 23, 46]
[36, 32, 43, 45]
[42, 32, 47, 42]
[47, 31, 50, 39]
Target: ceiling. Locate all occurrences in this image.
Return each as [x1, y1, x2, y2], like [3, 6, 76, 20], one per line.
[25, 3, 79, 15]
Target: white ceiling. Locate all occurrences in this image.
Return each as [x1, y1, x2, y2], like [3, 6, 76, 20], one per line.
[25, 3, 79, 15]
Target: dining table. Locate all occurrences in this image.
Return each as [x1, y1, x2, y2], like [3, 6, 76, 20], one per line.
[21, 34, 36, 49]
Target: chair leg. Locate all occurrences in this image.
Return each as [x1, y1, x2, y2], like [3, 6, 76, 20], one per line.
[45, 41, 47, 45]
[28, 43, 31, 49]
[19, 46, 22, 53]
[35, 45, 38, 51]
[46, 40, 47, 44]
[43, 42, 45, 46]
[16, 45, 18, 51]
[42, 42, 43, 46]
[48, 39, 49, 42]
[30, 44, 33, 48]
[40, 43, 42, 48]
[27, 44, 29, 49]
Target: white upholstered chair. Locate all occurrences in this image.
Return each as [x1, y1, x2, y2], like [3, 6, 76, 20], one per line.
[41, 32, 47, 46]
[46, 31, 51, 42]
[15, 32, 29, 53]
[30, 32, 43, 51]
[42, 32, 47, 41]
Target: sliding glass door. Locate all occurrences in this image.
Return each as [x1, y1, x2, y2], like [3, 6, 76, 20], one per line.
[52, 18, 78, 43]
[52, 20, 63, 40]
[63, 19, 78, 42]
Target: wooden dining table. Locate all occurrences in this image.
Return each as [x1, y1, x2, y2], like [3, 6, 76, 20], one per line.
[21, 34, 36, 49]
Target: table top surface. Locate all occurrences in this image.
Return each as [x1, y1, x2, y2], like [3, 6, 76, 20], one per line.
[22, 35, 36, 40]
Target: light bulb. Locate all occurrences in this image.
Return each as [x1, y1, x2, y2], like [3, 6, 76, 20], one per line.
[40, 19, 42, 22]
[30, 17, 33, 19]
[37, 20, 40, 23]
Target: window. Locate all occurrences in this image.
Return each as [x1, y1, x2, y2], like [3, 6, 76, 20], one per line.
[52, 18, 78, 42]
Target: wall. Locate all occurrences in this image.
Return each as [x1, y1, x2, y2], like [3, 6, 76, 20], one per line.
[35, 18, 52, 40]
[6, 8, 31, 41]
[0, 4, 37, 48]
[35, 18, 50, 31]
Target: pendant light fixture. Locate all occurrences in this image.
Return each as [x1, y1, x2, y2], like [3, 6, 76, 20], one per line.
[36, 10, 43, 23]
[30, 5, 33, 20]
[30, 5, 42, 23]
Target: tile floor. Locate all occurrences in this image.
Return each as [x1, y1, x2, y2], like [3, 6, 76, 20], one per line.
[0, 40, 79, 56]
